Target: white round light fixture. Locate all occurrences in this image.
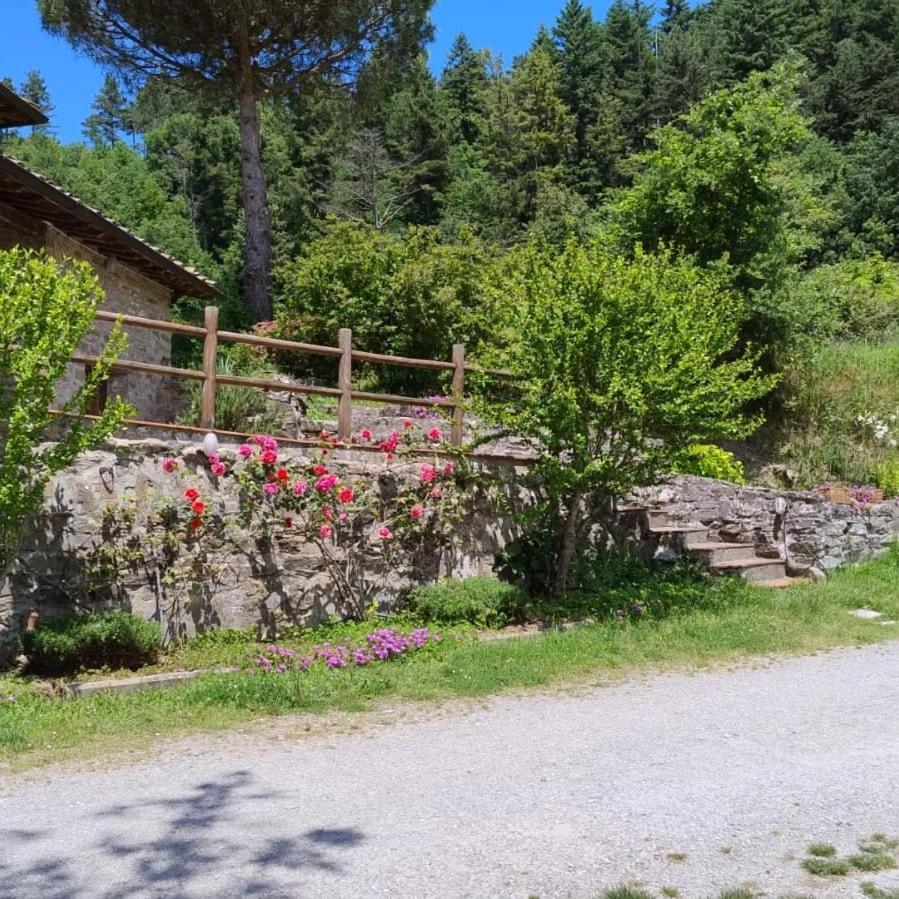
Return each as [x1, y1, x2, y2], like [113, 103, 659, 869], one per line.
[202, 432, 219, 456]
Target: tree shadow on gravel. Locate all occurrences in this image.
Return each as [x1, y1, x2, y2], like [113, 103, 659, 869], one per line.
[0, 769, 365, 898]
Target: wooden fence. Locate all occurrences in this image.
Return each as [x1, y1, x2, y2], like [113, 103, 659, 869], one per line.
[71, 306, 509, 446]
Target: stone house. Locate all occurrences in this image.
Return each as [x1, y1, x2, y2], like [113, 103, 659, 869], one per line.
[0, 82, 218, 421]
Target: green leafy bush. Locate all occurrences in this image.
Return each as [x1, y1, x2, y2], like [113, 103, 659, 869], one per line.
[873, 458, 899, 498]
[276, 220, 496, 394]
[408, 576, 527, 628]
[23, 611, 161, 675]
[673, 444, 746, 484]
[0, 249, 131, 575]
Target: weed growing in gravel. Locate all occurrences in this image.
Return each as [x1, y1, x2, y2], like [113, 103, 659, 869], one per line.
[602, 889, 654, 899]
[806, 842, 837, 857]
[861, 882, 899, 899]
[850, 851, 896, 872]
[861, 834, 899, 853]
[660, 888, 680, 897]
[716, 890, 758, 899]
[801, 857, 851, 876]
[665, 852, 687, 863]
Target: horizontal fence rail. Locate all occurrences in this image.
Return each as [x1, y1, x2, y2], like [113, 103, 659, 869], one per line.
[85, 307, 514, 446]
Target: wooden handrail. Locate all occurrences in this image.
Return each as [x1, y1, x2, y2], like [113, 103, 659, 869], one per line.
[83, 306, 516, 445]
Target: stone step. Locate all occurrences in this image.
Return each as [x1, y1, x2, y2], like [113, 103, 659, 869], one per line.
[752, 577, 812, 589]
[688, 542, 761, 566]
[711, 557, 787, 583]
[648, 523, 709, 547]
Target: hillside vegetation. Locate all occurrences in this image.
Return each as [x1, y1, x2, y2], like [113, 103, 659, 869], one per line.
[6, 0, 899, 491]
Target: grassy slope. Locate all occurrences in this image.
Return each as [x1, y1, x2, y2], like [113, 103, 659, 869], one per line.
[783, 340, 899, 486]
[2, 549, 899, 772]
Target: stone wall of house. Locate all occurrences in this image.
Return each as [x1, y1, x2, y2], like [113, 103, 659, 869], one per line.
[0, 440, 531, 650]
[0, 211, 180, 422]
[632, 476, 899, 579]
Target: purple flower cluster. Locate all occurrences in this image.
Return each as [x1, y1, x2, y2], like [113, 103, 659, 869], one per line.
[851, 485, 880, 509]
[252, 627, 440, 675]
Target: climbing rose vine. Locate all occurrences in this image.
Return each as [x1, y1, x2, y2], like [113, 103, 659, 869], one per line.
[159, 424, 470, 618]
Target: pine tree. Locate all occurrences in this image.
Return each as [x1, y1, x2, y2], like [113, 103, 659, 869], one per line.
[602, 0, 656, 149]
[19, 70, 53, 131]
[440, 33, 490, 146]
[659, 0, 691, 33]
[552, 0, 606, 199]
[83, 74, 128, 146]
[40, 0, 434, 322]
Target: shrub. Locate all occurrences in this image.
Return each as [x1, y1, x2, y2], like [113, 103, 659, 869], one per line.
[873, 457, 899, 498]
[0, 249, 131, 575]
[276, 220, 496, 394]
[673, 444, 746, 484]
[179, 345, 286, 434]
[23, 611, 161, 675]
[408, 576, 527, 628]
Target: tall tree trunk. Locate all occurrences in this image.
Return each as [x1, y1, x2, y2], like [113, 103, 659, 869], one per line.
[236, 52, 273, 322]
[552, 491, 583, 598]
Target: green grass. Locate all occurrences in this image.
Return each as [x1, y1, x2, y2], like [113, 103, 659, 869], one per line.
[806, 842, 837, 857]
[861, 883, 899, 899]
[849, 852, 896, 872]
[801, 857, 851, 876]
[3, 548, 899, 771]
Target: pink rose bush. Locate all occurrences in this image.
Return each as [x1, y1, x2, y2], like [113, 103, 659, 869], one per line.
[158, 424, 469, 617]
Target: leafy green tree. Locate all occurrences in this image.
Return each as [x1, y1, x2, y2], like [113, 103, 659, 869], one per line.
[612, 64, 816, 305]
[0, 249, 131, 575]
[40, 0, 434, 323]
[478, 240, 774, 596]
[276, 219, 495, 393]
[83, 73, 129, 146]
[5, 132, 211, 272]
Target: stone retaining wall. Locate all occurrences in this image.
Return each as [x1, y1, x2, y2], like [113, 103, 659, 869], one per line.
[633, 476, 899, 578]
[0, 439, 530, 650]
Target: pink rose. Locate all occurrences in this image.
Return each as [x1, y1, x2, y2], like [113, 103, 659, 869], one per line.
[378, 525, 393, 540]
[430, 486, 443, 499]
[263, 482, 280, 496]
[161, 458, 178, 473]
[427, 427, 441, 442]
[420, 463, 437, 485]
[323, 505, 334, 521]
[262, 437, 278, 452]
[359, 428, 373, 442]
[207, 453, 220, 465]
[261, 450, 277, 465]
[339, 512, 349, 523]
[315, 474, 339, 492]
[319, 524, 333, 539]
[443, 461, 455, 477]
[238, 444, 253, 458]
[410, 504, 423, 521]
[211, 462, 226, 477]
[292, 481, 309, 496]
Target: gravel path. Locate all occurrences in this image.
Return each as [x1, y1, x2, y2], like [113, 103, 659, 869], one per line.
[2, 643, 899, 898]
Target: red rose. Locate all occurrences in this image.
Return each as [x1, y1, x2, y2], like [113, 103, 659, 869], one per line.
[191, 500, 205, 515]
[184, 487, 199, 502]
[189, 517, 202, 530]
[276, 468, 289, 481]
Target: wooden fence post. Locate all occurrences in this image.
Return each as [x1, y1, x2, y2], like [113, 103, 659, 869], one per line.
[337, 327, 353, 441]
[200, 305, 219, 429]
[451, 343, 465, 446]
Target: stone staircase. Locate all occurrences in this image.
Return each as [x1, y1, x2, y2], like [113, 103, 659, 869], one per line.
[619, 506, 804, 587]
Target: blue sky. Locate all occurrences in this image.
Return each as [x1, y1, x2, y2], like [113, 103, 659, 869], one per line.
[4, 0, 614, 143]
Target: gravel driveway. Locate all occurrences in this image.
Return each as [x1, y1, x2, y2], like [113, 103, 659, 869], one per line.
[2, 643, 899, 898]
